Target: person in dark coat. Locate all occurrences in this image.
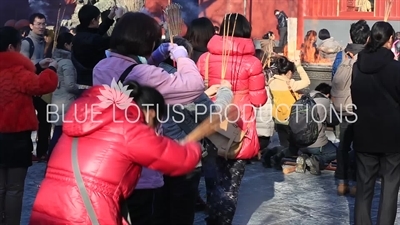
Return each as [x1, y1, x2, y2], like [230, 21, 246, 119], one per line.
[72, 4, 122, 89]
[274, 9, 288, 47]
[351, 21, 400, 225]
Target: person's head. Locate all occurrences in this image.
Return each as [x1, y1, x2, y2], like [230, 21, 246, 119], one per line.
[318, 29, 331, 40]
[110, 12, 161, 58]
[78, 5, 101, 28]
[274, 10, 280, 16]
[262, 31, 275, 40]
[315, 83, 331, 97]
[394, 32, 400, 41]
[29, 13, 46, 36]
[0, 26, 22, 52]
[126, 81, 166, 128]
[19, 26, 31, 38]
[44, 29, 54, 44]
[219, 13, 251, 38]
[184, 17, 215, 49]
[349, 20, 370, 44]
[365, 21, 395, 52]
[214, 26, 220, 34]
[56, 32, 74, 51]
[276, 56, 295, 77]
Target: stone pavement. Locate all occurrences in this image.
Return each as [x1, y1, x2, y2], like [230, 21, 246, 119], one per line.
[21, 131, 400, 225]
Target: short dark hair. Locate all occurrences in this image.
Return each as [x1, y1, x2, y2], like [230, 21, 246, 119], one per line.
[262, 31, 274, 39]
[315, 83, 331, 95]
[274, 10, 280, 14]
[0, 26, 22, 52]
[219, 13, 251, 38]
[110, 12, 161, 57]
[19, 26, 31, 37]
[184, 17, 215, 50]
[318, 29, 331, 40]
[78, 5, 101, 27]
[56, 32, 74, 50]
[29, 13, 46, 24]
[350, 20, 370, 44]
[276, 56, 295, 74]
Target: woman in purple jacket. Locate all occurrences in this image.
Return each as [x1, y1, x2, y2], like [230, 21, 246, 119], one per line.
[92, 12, 205, 224]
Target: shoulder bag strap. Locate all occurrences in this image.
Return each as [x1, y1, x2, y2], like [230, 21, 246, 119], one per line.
[71, 138, 100, 225]
[25, 37, 35, 59]
[204, 53, 210, 89]
[118, 64, 139, 84]
[286, 81, 298, 101]
[370, 75, 399, 110]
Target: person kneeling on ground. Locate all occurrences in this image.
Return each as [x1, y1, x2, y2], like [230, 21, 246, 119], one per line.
[295, 83, 339, 175]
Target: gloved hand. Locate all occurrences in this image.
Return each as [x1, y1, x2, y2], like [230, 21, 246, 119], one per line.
[148, 43, 171, 66]
[169, 45, 188, 61]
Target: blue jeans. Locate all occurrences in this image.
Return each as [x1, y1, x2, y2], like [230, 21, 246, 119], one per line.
[48, 125, 63, 159]
[302, 141, 337, 167]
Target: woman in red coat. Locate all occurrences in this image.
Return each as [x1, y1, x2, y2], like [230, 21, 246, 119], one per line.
[30, 81, 202, 225]
[196, 13, 267, 225]
[0, 26, 58, 225]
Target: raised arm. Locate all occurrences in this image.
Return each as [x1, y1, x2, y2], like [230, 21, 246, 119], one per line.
[125, 122, 201, 176]
[19, 67, 58, 96]
[290, 65, 310, 91]
[248, 59, 268, 107]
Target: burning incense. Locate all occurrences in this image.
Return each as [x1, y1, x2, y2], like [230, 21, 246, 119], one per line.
[221, 13, 238, 80]
[384, 0, 393, 22]
[163, 3, 183, 66]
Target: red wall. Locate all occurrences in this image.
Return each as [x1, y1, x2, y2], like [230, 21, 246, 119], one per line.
[145, 0, 299, 39]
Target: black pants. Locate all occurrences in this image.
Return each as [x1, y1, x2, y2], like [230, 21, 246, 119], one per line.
[258, 136, 271, 152]
[124, 188, 163, 225]
[33, 97, 51, 158]
[354, 152, 400, 225]
[335, 120, 356, 182]
[0, 167, 28, 225]
[275, 124, 298, 157]
[207, 157, 246, 225]
[278, 27, 288, 47]
[154, 168, 202, 225]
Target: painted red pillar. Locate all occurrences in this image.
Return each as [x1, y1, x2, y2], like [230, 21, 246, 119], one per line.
[297, 0, 305, 49]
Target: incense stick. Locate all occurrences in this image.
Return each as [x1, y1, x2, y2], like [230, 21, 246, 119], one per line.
[164, 3, 183, 66]
[384, 0, 393, 22]
[52, 4, 63, 55]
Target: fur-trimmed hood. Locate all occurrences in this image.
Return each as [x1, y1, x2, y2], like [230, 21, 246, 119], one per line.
[0, 51, 36, 72]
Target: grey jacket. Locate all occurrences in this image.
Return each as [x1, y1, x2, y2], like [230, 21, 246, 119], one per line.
[255, 87, 274, 137]
[50, 49, 79, 126]
[308, 91, 332, 148]
[20, 31, 45, 64]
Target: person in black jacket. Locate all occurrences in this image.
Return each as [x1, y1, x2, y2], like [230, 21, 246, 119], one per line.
[351, 21, 400, 225]
[72, 4, 123, 89]
[274, 9, 288, 47]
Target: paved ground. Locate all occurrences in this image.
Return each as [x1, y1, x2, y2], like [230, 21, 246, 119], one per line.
[20, 132, 400, 225]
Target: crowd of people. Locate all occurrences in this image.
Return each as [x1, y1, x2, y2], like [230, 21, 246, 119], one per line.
[0, 3, 400, 225]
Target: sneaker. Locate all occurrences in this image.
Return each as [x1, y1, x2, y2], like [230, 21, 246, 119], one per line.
[337, 183, 349, 196]
[305, 155, 321, 175]
[295, 154, 308, 173]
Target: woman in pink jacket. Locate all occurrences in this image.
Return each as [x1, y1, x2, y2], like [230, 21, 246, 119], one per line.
[196, 13, 267, 225]
[92, 12, 205, 224]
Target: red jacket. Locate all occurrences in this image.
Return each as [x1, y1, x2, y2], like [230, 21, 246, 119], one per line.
[30, 87, 201, 225]
[197, 35, 267, 159]
[0, 52, 58, 133]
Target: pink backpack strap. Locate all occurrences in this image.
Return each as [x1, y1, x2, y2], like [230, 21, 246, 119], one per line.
[392, 40, 400, 56]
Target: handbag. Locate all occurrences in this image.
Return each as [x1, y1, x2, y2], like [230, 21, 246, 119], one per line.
[203, 53, 247, 159]
[71, 139, 132, 224]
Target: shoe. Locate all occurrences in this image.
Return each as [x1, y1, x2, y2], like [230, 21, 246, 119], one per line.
[270, 155, 283, 171]
[337, 183, 349, 196]
[349, 186, 356, 197]
[305, 155, 321, 175]
[295, 154, 308, 173]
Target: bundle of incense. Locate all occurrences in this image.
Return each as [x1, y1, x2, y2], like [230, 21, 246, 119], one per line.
[384, 0, 393, 22]
[163, 3, 183, 66]
[52, 4, 66, 55]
